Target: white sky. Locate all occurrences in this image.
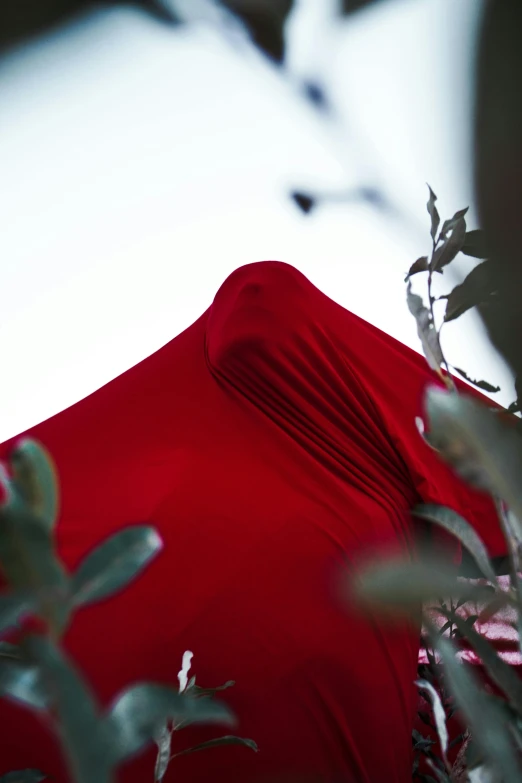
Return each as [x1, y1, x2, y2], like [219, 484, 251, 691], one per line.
[0, 0, 515, 443]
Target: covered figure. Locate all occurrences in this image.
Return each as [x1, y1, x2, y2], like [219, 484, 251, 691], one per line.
[0, 261, 507, 783]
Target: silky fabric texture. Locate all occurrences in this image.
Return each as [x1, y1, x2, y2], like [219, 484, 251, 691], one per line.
[0, 261, 506, 783]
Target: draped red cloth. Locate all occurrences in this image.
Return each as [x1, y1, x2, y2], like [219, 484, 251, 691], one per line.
[0, 261, 507, 783]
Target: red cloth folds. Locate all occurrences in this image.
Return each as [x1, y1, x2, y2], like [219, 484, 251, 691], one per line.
[0, 261, 507, 782]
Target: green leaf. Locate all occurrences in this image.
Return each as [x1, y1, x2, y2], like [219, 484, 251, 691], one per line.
[451, 367, 500, 394]
[461, 229, 489, 259]
[426, 185, 440, 241]
[71, 526, 163, 608]
[440, 207, 469, 239]
[27, 635, 112, 783]
[107, 684, 236, 764]
[434, 634, 522, 781]
[412, 504, 497, 583]
[0, 592, 33, 635]
[355, 557, 491, 614]
[172, 735, 258, 758]
[0, 771, 47, 782]
[424, 385, 522, 531]
[406, 283, 444, 377]
[0, 500, 69, 635]
[8, 439, 59, 531]
[0, 657, 48, 710]
[431, 216, 467, 272]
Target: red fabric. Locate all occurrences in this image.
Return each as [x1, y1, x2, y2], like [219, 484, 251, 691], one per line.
[0, 261, 507, 783]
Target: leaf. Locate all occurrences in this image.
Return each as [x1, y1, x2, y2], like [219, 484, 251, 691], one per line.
[425, 758, 451, 783]
[426, 186, 440, 241]
[291, 191, 316, 214]
[417, 710, 435, 729]
[424, 385, 522, 530]
[341, 0, 386, 11]
[431, 216, 467, 273]
[477, 591, 511, 624]
[8, 439, 59, 531]
[412, 733, 436, 752]
[191, 680, 235, 698]
[440, 207, 469, 239]
[0, 592, 34, 636]
[462, 230, 490, 259]
[154, 723, 172, 782]
[443, 261, 496, 323]
[355, 557, 491, 615]
[0, 641, 22, 660]
[172, 735, 258, 758]
[411, 504, 497, 583]
[107, 683, 236, 764]
[0, 0, 180, 52]
[448, 732, 466, 750]
[415, 679, 449, 762]
[438, 619, 453, 636]
[0, 494, 69, 635]
[0, 657, 48, 710]
[445, 611, 522, 716]
[0, 771, 47, 783]
[434, 634, 522, 782]
[405, 256, 430, 281]
[452, 367, 500, 394]
[221, 0, 294, 62]
[406, 283, 444, 376]
[27, 635, 112, 783]
[71, 525, 163, 608]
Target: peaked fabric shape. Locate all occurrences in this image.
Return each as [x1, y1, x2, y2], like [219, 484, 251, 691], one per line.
[0, 261, 506, 783]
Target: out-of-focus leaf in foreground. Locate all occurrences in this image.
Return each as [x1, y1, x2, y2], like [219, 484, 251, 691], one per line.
[71, 525, 163, 608]
[412, 504, 497, 583]
[424, 385, 522, 531]
[107, 683, 236, 763]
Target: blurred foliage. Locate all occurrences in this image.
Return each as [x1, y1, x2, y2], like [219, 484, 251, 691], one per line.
[0, 0, 394, 62]
[0, 0, 179, 53]
[0, 441, 256, 782]
[474, 1, 522, 410]
[357, 189, 522, 782]
[340, 0, 391, 13]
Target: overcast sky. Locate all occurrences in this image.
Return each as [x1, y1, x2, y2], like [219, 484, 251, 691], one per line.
[0, 0, 514, 444]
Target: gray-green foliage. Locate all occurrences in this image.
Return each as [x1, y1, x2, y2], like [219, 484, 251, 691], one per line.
[361, 189, 522, 782]
[0, 440, 256, 781]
